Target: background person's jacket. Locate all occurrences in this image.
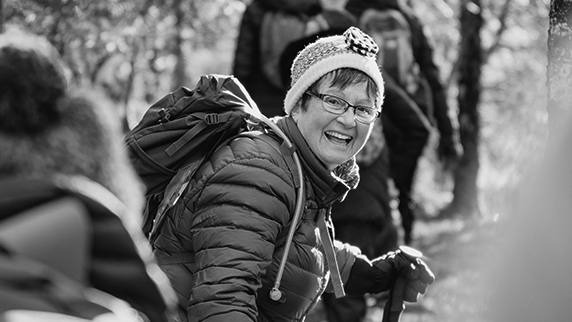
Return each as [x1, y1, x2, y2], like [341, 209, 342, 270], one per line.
[153, 116, 366, 322]
[0, 175, 178, 322]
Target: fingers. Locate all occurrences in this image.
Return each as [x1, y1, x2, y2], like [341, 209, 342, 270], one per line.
[401, 262, 419, 280]
[408, 279, 428, 295]
[399, 258, 434, 303]
[403, 286, 420, 303]
[403, 279, 429, 303]
[415, 259, 435, 285]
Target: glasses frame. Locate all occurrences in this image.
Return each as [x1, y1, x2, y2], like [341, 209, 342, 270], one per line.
[305, 91, 380, 124]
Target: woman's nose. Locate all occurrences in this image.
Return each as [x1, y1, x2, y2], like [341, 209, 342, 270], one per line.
[337, 107, 357, 128]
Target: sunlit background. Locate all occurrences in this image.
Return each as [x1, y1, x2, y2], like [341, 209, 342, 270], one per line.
[1, 0, 559, 321]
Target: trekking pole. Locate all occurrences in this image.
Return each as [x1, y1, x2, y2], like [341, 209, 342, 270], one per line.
[381, 246, 423, 322]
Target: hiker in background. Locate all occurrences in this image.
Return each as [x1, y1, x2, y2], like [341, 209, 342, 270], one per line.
[232, 0, 355, 117]
[0, 27, 178, 322]
[348, 0, 463, 244]
[151, 27, 434, 322]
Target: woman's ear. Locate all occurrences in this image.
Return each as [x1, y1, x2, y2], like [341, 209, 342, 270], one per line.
[290, 103, 301, 122]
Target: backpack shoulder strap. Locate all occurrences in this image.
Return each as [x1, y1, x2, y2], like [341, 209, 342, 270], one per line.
[147, 160, 197, 244]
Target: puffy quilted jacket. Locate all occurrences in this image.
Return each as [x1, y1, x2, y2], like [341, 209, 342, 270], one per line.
[153, 116, 362, 322]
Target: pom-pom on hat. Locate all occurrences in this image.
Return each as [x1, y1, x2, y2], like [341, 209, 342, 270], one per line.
[284, 27, 384, 115]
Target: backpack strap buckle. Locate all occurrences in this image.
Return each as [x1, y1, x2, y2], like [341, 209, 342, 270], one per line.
[204, 113, 220, 125]
[158, 108, 171, 123]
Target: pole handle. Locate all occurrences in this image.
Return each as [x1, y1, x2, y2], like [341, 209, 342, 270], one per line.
[381, 246, 423, 322]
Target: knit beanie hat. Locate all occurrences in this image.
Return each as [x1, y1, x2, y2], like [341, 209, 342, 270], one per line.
[284, 27, 384, 115]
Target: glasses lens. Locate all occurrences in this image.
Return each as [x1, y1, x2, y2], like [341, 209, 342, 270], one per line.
[355, 107, 378, 123]
[308, 92, 378, 123]
[321, 94, 347, 113]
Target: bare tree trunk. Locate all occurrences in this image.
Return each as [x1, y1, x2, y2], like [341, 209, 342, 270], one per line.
[446, 0, 484, 218]
[447, 0, 512, 98]
[547, 0, 572, 140]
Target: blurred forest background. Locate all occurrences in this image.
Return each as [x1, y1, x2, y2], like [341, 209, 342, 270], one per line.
[0, 0, 557, 321]
[0, 0, 550, 223]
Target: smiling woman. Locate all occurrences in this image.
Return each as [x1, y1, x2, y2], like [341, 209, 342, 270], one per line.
[284, 27, 383, 171]
[292, 72, 376, 170]
[151, 27, 435, 322]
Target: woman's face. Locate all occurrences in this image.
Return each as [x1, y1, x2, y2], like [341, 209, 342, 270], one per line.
[292, 80, 376, 171]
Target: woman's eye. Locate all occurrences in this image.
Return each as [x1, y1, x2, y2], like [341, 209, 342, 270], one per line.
[357, 107, 374, 116]
[324, 96, 344, 108]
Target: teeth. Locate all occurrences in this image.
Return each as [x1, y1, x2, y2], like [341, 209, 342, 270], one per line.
[326, 131, 352, 140]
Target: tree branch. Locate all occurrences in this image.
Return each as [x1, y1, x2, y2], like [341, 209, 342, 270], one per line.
[431, 0, 456, 19]
[484, 0, 513, 62]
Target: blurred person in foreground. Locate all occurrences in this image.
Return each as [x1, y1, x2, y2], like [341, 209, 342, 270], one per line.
[152, 27, 434, 322]
[483, 115, 572, 321]
[0, 26, 179, 322]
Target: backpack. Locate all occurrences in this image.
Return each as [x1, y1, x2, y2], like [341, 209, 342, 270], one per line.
[259, 11, 309, 90]
[124, 74, 305, 246]
[260, 11, 334, 90]
[359, 8, 433, 111]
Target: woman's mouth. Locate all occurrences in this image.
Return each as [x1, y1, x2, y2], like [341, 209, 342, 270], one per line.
[325, 131, 352, 145]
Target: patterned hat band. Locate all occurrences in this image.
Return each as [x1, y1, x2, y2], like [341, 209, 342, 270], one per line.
[284, 27, 384, 115]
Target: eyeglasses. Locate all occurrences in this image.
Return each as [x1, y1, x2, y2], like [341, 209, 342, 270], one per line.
[305, 91, 379, 124]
